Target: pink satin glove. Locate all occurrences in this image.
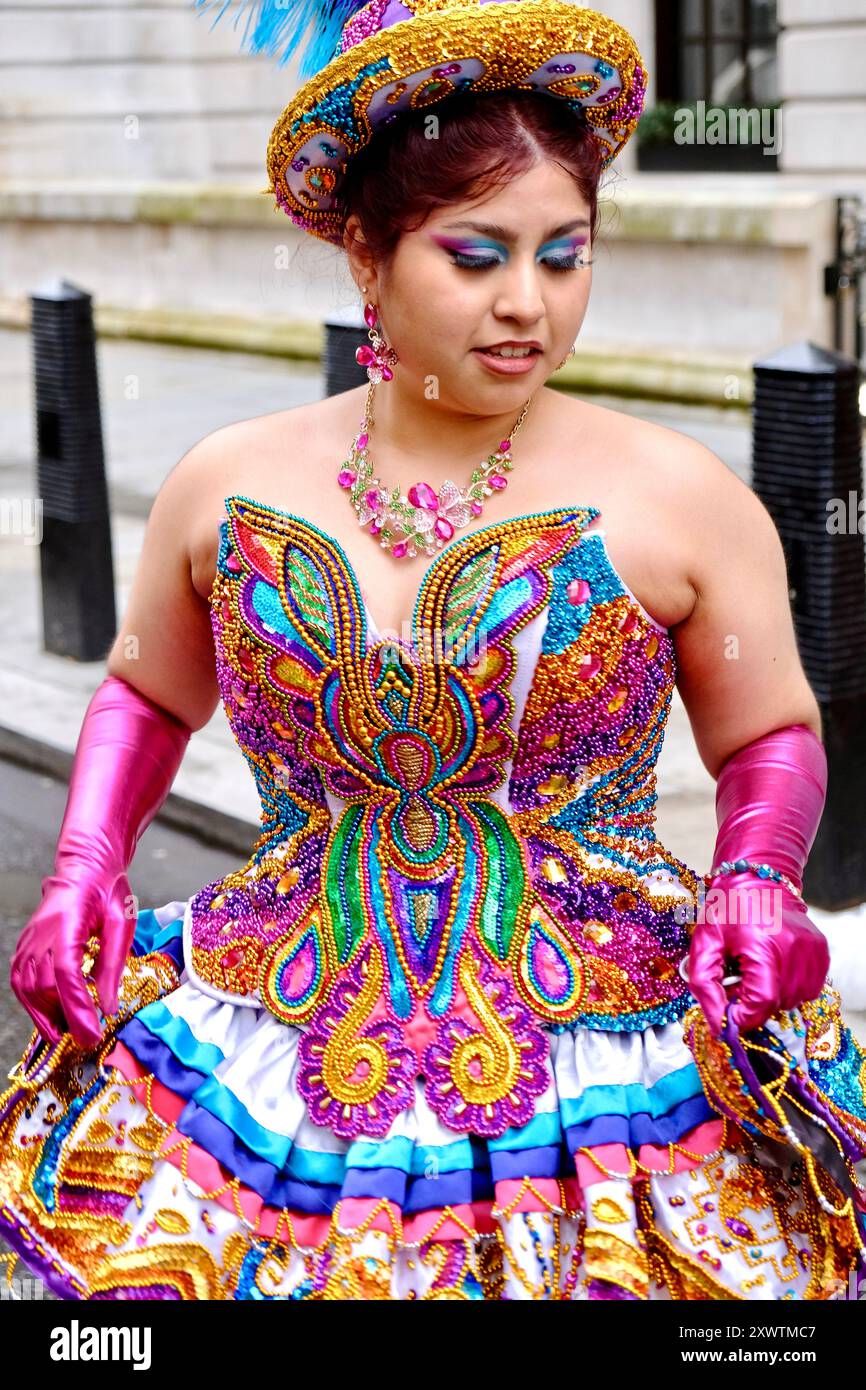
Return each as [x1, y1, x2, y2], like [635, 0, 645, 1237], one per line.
[10, 676, 191, 1048]
[687, 723, 831, 1037]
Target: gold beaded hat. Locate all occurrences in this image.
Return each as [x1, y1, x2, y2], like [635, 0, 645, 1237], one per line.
[193, 0, 647, 247]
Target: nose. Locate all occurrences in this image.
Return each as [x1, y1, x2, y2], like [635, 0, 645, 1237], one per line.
[492, 255, 546, 325]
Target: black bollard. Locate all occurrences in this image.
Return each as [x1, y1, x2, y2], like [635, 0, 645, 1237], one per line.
[751, 340, 866, 908]
[323, 307, 372, 397]
[32, 278, 116, 662]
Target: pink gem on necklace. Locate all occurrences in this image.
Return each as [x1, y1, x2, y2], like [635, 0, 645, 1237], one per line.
[337, 381, 532, 561]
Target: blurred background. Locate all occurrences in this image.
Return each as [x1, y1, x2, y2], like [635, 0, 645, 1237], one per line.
[2, 0, 864, 394]
[1, 0, 865, 1092]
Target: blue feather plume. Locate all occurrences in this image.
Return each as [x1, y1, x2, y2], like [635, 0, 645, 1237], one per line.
[192, 0, 371, 80]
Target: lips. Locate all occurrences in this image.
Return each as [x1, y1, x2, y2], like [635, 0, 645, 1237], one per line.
[477, 343, 542, 355]
[472, 346, 541, 375]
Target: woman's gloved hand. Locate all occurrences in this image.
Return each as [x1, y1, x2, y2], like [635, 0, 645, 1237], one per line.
[10, 676, 192, 1048]
[687, 870, 830, 1036]
[686, 723, 831, 1038]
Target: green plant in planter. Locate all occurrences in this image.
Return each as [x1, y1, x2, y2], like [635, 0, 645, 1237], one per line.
[638, 100, 782, 147]
[637, 100, 683, 147]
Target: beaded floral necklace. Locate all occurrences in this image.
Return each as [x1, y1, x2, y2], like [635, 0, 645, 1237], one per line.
[337, 380, 533, 560]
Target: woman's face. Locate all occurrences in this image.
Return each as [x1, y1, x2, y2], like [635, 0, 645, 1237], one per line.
[346, 158, 594, 415]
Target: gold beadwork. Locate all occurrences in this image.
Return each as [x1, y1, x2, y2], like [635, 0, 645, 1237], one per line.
[262, 2, 647, 245]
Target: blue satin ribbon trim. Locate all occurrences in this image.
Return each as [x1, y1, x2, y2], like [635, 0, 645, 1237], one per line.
[131, 911, 184, 958]
[558, 1061, 705, 1129]
[487, 1109, 563, 1151]
[564, 1092, 717, 1152]
[347, 1134, 486, 1175]
[116, 1017, 209, 1100]
[119, 1001, 225, 1077]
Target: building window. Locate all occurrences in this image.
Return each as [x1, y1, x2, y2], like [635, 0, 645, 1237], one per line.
[643, 0, 780, 170]
[657, 0, 779, 107]
[682, 0, 777, 104]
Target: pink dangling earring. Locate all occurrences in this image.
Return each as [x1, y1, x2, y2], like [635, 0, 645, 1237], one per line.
[356, 301, 398, 384]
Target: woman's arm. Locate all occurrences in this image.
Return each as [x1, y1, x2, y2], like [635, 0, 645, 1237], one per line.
[9, 430, 232, 1045]
[105, 429, 231, 732]
[667, 437, 828, 1034]
[671, 439, 821, 777]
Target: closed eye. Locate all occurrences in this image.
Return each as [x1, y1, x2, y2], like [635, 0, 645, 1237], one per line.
[542, 250, 593, 271]
[448, 250, 592, 271]
[448, 252, 502, 270]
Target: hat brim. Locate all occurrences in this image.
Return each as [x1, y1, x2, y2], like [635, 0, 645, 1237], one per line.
[264, 1, 646, 245]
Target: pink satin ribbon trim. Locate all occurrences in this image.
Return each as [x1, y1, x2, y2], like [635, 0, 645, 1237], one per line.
[573, 1120, 726, 1184]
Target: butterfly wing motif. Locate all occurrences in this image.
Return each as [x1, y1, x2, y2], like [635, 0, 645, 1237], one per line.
[508, 531, 700, 1026]
[410, 512, 600, 1036]
[194, 497, 602, 1139]
[188, 504, 347, 1013]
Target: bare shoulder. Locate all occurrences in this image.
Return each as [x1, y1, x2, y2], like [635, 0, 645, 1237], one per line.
[575, 399, 781, 575]
[631, 416, 785, 588]
[548, 395, 784, 627]
[163, 397, 351, 595]
[175, 396, 341, 486]
[565, 396, 737, 501]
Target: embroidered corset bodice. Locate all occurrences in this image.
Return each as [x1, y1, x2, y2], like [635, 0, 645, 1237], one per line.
[186, 494, 700, 1140]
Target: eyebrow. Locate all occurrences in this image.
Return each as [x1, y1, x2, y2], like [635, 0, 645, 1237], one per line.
[439, 218, 591, 241]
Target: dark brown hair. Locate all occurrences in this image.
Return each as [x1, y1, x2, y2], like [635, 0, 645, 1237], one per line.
[340, 87, 605, 271]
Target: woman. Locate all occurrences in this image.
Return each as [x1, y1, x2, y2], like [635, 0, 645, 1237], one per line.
[1, 1, 864, 1300]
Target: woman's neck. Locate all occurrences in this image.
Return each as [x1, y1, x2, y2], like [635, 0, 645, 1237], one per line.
[359, 374, 541, 486]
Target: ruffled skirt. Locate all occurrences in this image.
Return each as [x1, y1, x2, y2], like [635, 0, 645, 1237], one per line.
[2, 900, 866, 1300]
